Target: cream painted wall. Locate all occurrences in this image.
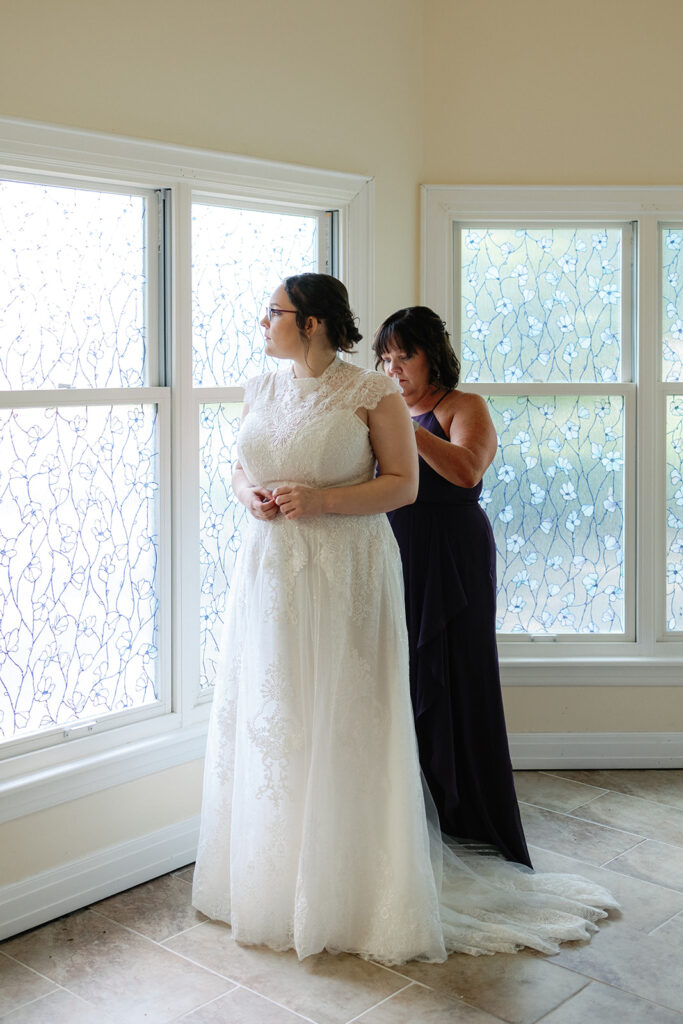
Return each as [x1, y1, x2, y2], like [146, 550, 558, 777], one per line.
[0, 0, 423, 317]
[0, 762, 204, 887]
[503, 687, 683, 734]
[422, 0, 683, 185]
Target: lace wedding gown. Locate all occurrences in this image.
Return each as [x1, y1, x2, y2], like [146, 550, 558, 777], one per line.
[192, 357, 618, 964]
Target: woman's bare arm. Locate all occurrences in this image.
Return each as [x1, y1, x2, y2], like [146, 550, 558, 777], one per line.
[414, 392, 497, 488]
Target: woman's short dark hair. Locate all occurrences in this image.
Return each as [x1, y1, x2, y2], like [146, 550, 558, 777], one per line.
[283, 273, 362, 353]
[373, 306, 460, 390]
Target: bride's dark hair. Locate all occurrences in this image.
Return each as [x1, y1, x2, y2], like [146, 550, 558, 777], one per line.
[283, 273, 362, 353]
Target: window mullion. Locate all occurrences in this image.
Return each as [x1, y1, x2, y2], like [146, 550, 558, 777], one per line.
[636, 215, 660, 652]
[0, 386, 168, 409]
[171, 183, 202, 723]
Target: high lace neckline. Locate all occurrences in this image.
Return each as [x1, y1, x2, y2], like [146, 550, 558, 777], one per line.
[289, 355, 343, 388]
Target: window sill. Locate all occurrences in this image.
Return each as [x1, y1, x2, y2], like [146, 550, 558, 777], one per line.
[0, 717, 208, 825]
[500, 655, 683, 686]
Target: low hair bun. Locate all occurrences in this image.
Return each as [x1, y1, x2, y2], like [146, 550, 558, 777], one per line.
[283, 273, 362, 353]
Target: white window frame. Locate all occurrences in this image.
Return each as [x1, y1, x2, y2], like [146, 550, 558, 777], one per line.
[422, 185, 683, 688]
[0, 116, 374, 823]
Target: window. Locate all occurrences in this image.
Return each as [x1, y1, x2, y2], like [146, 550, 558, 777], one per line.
[422, 186, 683, 684]
[0, 179, 168, 750]
[662, 227, 683, 631]
[458, 224, 631, 637]
[0, 118, 372, 819]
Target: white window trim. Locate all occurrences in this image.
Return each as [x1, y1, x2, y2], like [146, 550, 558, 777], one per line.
[422, 185, 683, 685]
[0, 116, 374, 823]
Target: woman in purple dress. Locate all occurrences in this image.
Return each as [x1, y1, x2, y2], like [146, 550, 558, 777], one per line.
[374, 306, 531, 867]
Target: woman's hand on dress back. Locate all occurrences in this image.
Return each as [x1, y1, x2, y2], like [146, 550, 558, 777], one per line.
[246, 486, 280, 521]
[272, 484, 324, 519]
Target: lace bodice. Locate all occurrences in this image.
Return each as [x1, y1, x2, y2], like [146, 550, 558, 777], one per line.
[239, 357, 401, 492]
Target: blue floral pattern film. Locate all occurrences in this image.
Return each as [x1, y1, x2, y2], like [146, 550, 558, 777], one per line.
[662, 229, 683, 382]
[199, 403, 245, 691]
[192, 205, 318, 387]
[666, 397, 683, 630]
[484, 396, 625, 633]
[0, 181, 147, 390]
[460, 228, 622, 384]
[0, 405, 159, 742]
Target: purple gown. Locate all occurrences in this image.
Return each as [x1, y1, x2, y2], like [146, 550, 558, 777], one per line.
[387, 402, 532, 868]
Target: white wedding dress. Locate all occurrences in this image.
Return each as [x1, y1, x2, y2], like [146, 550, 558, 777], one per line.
[192, 357, 618, 964]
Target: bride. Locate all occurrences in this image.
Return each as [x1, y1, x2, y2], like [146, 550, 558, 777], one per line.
[192, 273, 617, 964]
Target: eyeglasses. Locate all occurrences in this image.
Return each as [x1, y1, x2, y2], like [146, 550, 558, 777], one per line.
[264, 306, 298, 321]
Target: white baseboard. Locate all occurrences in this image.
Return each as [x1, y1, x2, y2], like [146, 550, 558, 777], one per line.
[509, 731, 683, 769]
[0, 816, 200, 942]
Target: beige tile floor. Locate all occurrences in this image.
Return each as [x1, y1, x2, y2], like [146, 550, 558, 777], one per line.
[1, 770, 682, 1024]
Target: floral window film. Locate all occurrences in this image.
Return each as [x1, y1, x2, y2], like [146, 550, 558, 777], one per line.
[460, 227, 622, 385]
[0, 178, 161, 747]
[192, 204, 319, 388]
[484, 396, 625, 633]
[662, 228, 683, 383]
[666, 397, 683, 631]
[458, 225, 628, 635]
[0, 405, 159, 742]
[0, 180, 147, 390]
[199, 403, 245, 692]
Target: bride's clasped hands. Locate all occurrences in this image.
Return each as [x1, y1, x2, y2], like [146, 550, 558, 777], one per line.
[237, 480, 325, 520]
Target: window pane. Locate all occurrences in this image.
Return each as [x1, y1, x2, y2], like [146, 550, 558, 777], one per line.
[662, 228, 683, 383]
[666, 396, 683, 630]
[484, 395, 625, 633]
[0, 181, 147, 390]
[0, 404, 159, 744]
[192, 204, 318, 387]
[199, 402, 245, 691]
[459, 227, 622, 384]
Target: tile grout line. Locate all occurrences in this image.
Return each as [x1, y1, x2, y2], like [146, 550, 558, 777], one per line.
[220, 981, 320, 1023]
[531, 772, 611, 803]
[564, 790, 614, 812]
[0, 946, 73, 988]
[648, 908, 683, 936]
[168, 981, 319, 1024]
[366, 966, 508, 1020]
[520, 798, 645, 838]
[343, 981, 416, 1023]
[0, 988, 65, 1018]
[570, 786, 683, 826]
[521, 799, 667, 847]
[157, 920, 210, 944]
[550, 955, 683, 1017]
[599, 837, 650, 868]
[166, 983, 238, 1021]
[149, 942, 245, 986]
[88, 906, 207, 948]
[528, 840, 683, 900]
[0, 960, 109, 1021]
[541, 772, 683, 815]
[528, 976, 594, 1024]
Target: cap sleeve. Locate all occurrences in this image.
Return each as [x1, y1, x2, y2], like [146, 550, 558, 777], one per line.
[352, 369, 402, 411]
[242, 372, 268, 408]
